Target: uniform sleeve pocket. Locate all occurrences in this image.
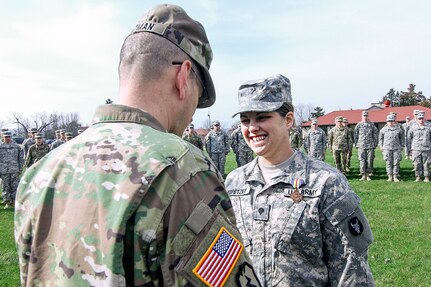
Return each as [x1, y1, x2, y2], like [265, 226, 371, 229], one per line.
[323, 192, 373, 254]
[174, 202, 257, 287]
[275, 201, 307, 254]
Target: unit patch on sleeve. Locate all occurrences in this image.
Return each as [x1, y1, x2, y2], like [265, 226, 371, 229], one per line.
[236, 262, 261, 287]
[348, 216, 364, 236]
[193, 227, 244, 287]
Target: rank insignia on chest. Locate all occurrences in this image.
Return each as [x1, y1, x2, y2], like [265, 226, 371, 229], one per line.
[253, 203, 270, 221]
[193, 227, 243, 287]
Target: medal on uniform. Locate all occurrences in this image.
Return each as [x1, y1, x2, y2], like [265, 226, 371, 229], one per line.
[290, 178, 305, 203]
[253, 203, 270, 221]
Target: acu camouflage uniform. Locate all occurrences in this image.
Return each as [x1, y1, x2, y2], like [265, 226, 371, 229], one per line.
[205, 129, 230, 175]
[21, 137, 35, 159]
[25, 142, 50, 168]
[328, 125, 352, 172]
[289, 128, 302, 150]
[182, 131, 204, 150]
[354, 122, 379, 175]
[346, 125, 355, 169]
[15, 105, 260, 287]
[379, 124, 405, 178]
[304, 127, 327, 161]
[407, 123, 431, 178]
[226, 151, 374, 286]
[50, 138, 65, 150]
[230, 127, 253, 167]
[0, 140, 24, 204]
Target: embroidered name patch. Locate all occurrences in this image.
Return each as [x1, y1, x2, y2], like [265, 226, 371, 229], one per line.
[193, 227, 243, 287]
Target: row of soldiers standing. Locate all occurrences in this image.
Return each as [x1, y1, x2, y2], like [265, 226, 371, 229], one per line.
[182, 121, 253, 176]
[291, 109, 431, 182]
[0, 128, 82, 208]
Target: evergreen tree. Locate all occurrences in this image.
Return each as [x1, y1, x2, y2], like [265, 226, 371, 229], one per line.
[310, 106, 325, 119]
[382, 88, 400, 106]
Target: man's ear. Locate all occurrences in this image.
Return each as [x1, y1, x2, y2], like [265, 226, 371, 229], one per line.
[175, 60, 193, 101]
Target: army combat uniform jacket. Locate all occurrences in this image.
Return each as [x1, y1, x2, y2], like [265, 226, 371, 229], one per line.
[15, 105, 260, 287]
[226, 152, 375, 286]
[25, 143, 50, 168]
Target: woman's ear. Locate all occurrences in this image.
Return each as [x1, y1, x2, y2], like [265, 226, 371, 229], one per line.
[285, 111, 295, 129]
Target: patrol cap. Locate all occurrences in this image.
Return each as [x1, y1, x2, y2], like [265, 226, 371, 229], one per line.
[55, 129, 61, 134]
[188, 123, 194, 128]
[362, 111, 369, 116]
[417, 112, 425, 119]
[232, 74, 292, 117]
[405, 116, 411, 120]
[386, 114, 395, 122]
[343, 118, 349, 123]
[311, 119, 318, 125]
[2, 131, 11, 137]
[1, 128, 8, 132]
[65, 132, 73, 137]
[212, 120, 220, 126]
[390, 112, 397, 116]
[60, 129, 66, 134]
[35, 133, 43, 139]
[335, 116, 344, 122]
[129, 4, 215, 109]
[77, 129, 84, 134]
[29, 127, 38, 133]
[414, 109, 420, 116]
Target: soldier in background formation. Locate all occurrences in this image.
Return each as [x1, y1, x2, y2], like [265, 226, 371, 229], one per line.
[182, 123, 203, 150]
[379, 114, 405, 182]
[343, 118, 355, 171]
[21, 127, 38, 158]
[230, 122, 253, 167]
[304, 119, 327, 161]
[65, 132, 73, 141]
[0, 131, 24, 208]
[407, 111, 431, 182]
[50, 129, 64, 150]
[328, 116, 352, 173]
[354, 111, 378, 181]
[402, 115, 411, 159]
[289, 126, 302, 150]
[205, 120, 230, 176]
[25, 133, 50, 168]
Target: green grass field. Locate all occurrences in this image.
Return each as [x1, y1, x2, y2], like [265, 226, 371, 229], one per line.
[1, 149, 430, 286]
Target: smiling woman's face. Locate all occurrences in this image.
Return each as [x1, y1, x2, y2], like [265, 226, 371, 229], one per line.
[240, 110, 294, 165]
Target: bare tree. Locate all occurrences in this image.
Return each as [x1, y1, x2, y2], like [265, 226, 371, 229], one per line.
[294, 104, 314, 126]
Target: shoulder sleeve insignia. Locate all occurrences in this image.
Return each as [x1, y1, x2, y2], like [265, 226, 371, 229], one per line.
[193, 227, 244, 287]
[348, 216, 364, 236]
[236, 262, 261, 287]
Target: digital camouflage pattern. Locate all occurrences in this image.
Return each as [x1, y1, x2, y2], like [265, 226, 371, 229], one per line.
[354, 122, 378, 175]
[25, 142, 50, 168]
[407, 124, 431, 177]
[233, 74, 292, 117]
[345, 125, 355, 168]
[15, 104, 259, 286]
[328, 126, 352, 172]
[130, 4, 215, 109]
[304, 127, 327, 161]
[0, 141, 23, 203]
[205, 129, 230, 174]
[21, 137, 35, 159]
[50, 139, 65, 150]
[225, 151, 375, 286]
[379, 125, 405, 177]
[289, 128, 303, 150]
[182, 131, 203, 150]
[230, 127, 253, 167]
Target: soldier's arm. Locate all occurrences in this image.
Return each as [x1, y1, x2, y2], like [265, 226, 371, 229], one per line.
[25, 148, 32, 168]
[321, 180, 374, 286]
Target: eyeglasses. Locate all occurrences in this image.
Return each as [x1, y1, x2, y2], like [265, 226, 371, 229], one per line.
[172, 61, 206, 99]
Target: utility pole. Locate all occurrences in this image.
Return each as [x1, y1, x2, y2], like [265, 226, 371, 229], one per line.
[207, 111, 211, 129]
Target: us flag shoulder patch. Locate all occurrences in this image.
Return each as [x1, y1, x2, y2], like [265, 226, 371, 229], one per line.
[193, 227, 243, 287]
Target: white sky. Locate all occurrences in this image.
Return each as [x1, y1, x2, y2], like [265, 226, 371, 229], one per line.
[1, 0, 430, 129]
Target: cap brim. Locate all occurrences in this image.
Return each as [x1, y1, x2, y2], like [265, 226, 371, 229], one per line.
[197, 67, 216, 109]
[231, 101, 283, 118]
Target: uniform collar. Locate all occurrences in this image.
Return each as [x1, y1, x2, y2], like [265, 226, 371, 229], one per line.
[91, 104, 167, 132]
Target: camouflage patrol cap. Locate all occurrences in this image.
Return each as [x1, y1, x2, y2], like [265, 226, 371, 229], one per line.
[212, 120, 220, 126]
[35, 133, 42, 139]
[55, 130, 61, 134]
[386, 114, 395, 122]
[232, 74, 292, 117]
[417, 111, 425, 119]
[129, 4, 215, 109]
[362, 111, 369, 116]
[188, 123, 194, 128]
[343, 118, 349, 123]
[65, 132, 73, 138]
[335, 116, 344, 122]
[77, 129, 84, 134]
[29, 127, 38, 133]
[60, 129, 66, 134]
[2, 131, 11, 137]
[414, 109, 420, 115]
[1, 128, 8, 132]
[390, 112, 397, 116]
[312, 119, 318, 124]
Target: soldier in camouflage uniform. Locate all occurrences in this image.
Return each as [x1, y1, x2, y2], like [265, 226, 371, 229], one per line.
[343, 118, 355, 171]
[328, 116, 352, 173]
[407, 111, 431, 182]
[402, 116, 411, 159]
[25, 133, 50, 168]
[230, 123, 253, 167]
[182, 123, 203, 150]
[304, 119, 327, 161]
[379, 114, 405, 182]
[205, 120, 230, 176]
[15, 5, 260, 286]
[0, 131, 24, 208]
[226, 74, 374, 286]
[289, 126, 302, 150]
[354, 111, 379, 181]
[21, 127, 38, 158]
[50, 129, 64, 150]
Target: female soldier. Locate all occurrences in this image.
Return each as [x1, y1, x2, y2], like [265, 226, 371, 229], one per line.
[225, 74, 375, 286]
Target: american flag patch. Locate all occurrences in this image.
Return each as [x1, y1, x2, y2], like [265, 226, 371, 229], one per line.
[193, 227, 243, 287]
